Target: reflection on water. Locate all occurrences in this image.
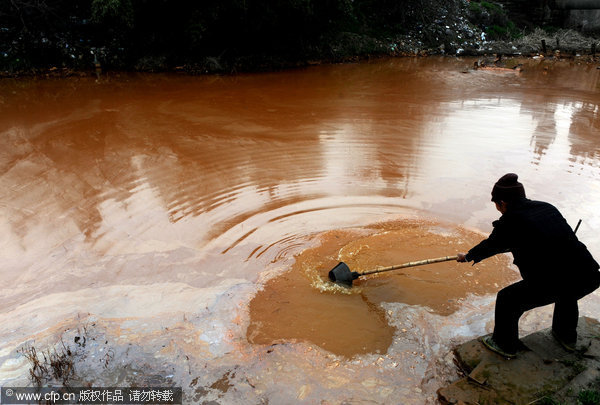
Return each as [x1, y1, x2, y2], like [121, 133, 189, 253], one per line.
[1, 57, 600, 403]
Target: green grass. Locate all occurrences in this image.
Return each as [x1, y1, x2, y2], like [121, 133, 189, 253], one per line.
[578, 389, 600, 405]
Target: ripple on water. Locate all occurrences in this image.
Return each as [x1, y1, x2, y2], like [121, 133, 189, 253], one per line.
[247, 217, 517, 357]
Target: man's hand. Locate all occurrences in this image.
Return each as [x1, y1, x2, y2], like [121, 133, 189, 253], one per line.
[456, 253, 467, 262]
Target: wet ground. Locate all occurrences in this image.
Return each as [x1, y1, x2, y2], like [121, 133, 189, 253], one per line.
[1, 56, 600, 403]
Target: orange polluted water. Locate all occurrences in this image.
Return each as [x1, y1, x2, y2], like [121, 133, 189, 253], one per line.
[2, 57, 600, 403]
[247, 219, 516, 357]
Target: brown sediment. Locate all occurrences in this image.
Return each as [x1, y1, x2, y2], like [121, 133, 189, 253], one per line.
[247, 218, 518, 357]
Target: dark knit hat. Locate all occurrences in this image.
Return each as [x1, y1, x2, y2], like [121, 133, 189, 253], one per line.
[491, 173, 526, 202]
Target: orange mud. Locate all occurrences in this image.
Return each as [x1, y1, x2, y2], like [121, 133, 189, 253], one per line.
[247, 218, 517, 357]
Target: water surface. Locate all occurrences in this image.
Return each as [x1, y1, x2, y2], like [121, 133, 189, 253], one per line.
[1, 57, 600, 403]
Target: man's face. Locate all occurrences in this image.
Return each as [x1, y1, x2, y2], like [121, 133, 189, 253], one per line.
[495, 201, 507, 214]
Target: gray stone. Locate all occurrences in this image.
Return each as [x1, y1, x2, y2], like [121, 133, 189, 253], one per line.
[438, 317, 600, 404]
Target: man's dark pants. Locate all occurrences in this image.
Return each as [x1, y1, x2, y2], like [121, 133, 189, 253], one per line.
[492, 271, 600, 352]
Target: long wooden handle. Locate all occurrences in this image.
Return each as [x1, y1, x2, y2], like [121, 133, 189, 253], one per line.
[360, 255, 459, 276]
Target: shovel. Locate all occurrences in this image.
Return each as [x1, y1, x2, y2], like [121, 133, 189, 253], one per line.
[328, 255, 458, 286]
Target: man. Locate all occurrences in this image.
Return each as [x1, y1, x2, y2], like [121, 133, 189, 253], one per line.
[457, 173, 600, 358]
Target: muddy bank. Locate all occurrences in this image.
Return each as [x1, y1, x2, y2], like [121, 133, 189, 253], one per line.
[438, 317, 600, 404]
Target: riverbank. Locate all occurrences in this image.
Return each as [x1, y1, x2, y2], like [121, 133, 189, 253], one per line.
[2, 27, 599, 79]
[2, 0, 600, 78]
[438, 317, 600, 404]
[181, 27, 600, 75]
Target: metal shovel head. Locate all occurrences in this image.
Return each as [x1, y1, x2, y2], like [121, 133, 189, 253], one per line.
[328, 262, 360, 286]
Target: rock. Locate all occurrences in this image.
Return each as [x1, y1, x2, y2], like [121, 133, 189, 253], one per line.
[438, 317, 600, 404]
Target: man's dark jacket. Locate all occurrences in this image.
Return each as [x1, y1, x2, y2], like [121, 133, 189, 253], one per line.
[465, 198, 599, 287]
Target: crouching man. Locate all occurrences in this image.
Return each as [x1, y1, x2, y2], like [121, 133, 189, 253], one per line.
[457, 173, 600, 358]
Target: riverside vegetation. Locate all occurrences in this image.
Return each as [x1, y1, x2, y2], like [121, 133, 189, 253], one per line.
[2, 0, 599, 76]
